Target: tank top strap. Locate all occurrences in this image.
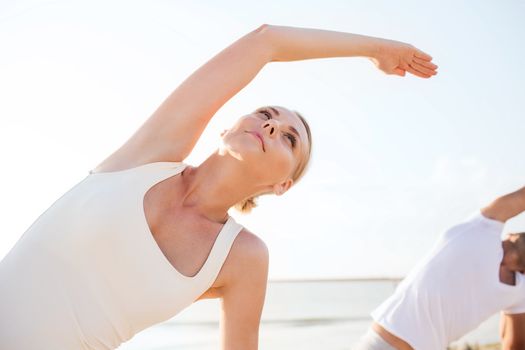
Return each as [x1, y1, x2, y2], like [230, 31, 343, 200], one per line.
[195, 216, 243, 288]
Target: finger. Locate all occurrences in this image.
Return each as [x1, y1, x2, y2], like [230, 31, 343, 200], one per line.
[409, 62, 437, 76]
[414, 57, 438, 70]
[400, 61, 432, 77]
[414, 50, 432, 61]
[405, 65, 431, 79]
[394, 67, 406, 77]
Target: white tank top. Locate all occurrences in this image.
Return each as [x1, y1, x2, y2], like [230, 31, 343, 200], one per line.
[0, 162, 243, 349]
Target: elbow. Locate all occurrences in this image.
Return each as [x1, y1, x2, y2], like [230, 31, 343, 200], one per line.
[249, 24, 278, 62]
[254, 23, 272, 34]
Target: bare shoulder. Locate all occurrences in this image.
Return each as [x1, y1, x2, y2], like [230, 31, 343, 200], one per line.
[230, 228, 269, 266]
[218, 228, 269, 287]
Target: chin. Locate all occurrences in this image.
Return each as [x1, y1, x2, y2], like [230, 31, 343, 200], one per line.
[227, 145, 267, 164]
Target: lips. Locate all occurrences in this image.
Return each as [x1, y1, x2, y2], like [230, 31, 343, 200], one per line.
[245, 131, 265, 152]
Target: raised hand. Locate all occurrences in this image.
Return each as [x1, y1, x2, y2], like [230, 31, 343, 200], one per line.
[370, 39, 438, 78]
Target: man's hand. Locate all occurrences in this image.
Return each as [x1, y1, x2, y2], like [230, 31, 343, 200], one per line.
[370, 39, 438, 78]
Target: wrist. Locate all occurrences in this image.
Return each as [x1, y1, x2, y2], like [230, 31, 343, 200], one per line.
[362, 36, 385, 59]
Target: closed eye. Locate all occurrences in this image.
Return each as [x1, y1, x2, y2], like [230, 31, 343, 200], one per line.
[260, 109, 272, 120]
[285, 133, 297, 148]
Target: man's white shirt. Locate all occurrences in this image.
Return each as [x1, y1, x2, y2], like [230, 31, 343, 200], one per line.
[371, 212, 525, 350]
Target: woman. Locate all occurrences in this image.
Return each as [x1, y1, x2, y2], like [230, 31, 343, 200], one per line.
[0, 24, 437, 350]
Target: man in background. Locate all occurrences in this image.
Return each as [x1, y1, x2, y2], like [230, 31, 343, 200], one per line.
[355, 186, 525, 350]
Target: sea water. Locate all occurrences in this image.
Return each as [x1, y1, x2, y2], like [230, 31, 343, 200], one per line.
[119, 280, 500, 349]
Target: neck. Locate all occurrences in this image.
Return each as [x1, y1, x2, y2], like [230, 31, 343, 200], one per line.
[179, 151, 268, 222]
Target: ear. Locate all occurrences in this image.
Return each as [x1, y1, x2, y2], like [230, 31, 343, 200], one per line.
[272, 178, 293, 196]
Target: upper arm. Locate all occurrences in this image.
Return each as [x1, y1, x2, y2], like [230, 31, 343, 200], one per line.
[219, 230, 269, 350]
[481, 187, 525, 223]
[94, 25, 273, 171]
[501, 312, 525, 350]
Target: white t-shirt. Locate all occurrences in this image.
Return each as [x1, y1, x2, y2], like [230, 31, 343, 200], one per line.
[371, 212, 525, 350]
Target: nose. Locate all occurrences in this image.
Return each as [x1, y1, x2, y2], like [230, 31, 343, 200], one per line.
[262, 119, 279, 138]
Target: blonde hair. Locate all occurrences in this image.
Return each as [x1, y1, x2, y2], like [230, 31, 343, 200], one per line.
[235, 110, 313, 213]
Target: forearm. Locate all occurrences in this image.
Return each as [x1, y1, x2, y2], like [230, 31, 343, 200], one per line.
[483, 186, 525, 222]
[263, 24, 383, 62]
[500, 187, 525, 218]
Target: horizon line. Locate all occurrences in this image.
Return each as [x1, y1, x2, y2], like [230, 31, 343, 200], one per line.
[268, 276, 404, 283]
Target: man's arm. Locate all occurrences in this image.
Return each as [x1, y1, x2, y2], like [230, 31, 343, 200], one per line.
[482, 187, 525, 223]
[500, 312, 525, 350]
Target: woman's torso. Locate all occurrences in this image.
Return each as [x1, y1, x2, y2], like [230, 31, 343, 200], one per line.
[0, 161, 243, 350]
[141, 163, 233, 281]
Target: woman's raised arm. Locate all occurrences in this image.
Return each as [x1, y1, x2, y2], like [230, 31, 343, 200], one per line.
[95, 25, 437, 170]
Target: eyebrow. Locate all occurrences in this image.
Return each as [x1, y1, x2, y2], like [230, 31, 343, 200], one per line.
[269, 107, 280, 116]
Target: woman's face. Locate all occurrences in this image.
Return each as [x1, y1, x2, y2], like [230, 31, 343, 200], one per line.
[221, 106, 310, 193]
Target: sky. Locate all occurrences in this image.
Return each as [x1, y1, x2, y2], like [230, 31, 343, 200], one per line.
[0, 0, 524, 279]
